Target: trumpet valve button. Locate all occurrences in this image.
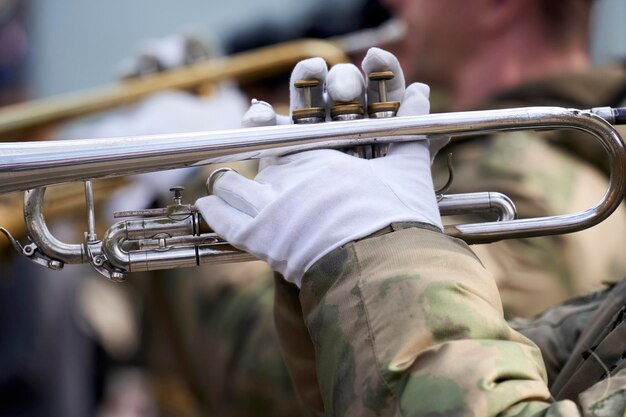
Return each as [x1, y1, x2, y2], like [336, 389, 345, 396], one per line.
[367, 70, 400, 118]
[293, 78, 325, 124]
[293, 79, 320, 89]
[170, 186, 185, 205]
[368, 70, 395, 82]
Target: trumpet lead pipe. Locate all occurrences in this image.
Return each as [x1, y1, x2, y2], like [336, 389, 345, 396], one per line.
[0, 106, 622, 195]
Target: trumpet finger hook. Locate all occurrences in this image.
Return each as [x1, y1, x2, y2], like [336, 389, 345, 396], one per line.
[435, 153, 455, 198]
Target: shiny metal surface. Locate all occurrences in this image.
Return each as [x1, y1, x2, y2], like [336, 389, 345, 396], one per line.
[2, 107, 619, 194]
[23, 187, 86, 264]
[2, 106, 625, 279]
[101, 209, 253, 274]
[438, 192, 517, 222]
[84, 180, 97, 241]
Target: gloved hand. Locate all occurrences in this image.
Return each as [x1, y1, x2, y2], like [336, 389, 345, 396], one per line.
[196, 48, 444, 287]
[241, 48, 448, 159]
[116, 34, 210, 79]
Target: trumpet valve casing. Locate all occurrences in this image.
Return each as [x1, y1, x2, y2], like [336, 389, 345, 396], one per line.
[330, 100, 364, 121]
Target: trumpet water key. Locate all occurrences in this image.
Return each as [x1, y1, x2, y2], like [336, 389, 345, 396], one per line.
[0, 106, 625, 281]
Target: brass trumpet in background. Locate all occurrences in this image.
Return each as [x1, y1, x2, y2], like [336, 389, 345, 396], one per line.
[1, 106, 625, 281]
[0, 19, 408, 140]
[0, 39, 349, 140]
[0, 20, 409, 250]
[0, 37, 353, 250]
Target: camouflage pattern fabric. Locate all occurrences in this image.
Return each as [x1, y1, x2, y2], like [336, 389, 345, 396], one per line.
[510, 287, 609, 386]
[138, 261, 299, 417]
[511, 278, 626, 417]
[135, 67, 626, 415]
[284, 223, 583, 416]
[512, 277, 626, 384]
[550, 278, 626, 403]
[130, 163, 303, 417]
[432, 66, 626, 318]
[578, 369, 626, 417]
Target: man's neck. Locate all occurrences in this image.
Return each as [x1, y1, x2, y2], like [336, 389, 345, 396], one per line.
[450, 33, 590, 111]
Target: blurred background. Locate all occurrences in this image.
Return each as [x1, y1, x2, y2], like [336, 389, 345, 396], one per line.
[1, 1, 626, 417]
[5, 0, 626, 100]
[10, 0, 366, 99]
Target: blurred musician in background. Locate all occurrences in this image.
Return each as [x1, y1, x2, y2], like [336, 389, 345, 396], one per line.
[0, 0, 27, 106]
[0, 2, 109, 417]
[231, 0, 626, 415]
[384, 0, 626, 317]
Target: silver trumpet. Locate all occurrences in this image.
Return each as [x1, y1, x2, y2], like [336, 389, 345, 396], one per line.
[1, 106, 625, 281]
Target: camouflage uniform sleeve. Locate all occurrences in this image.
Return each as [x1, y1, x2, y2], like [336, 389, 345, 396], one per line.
[297, 224, 581, 417]
[433, 133, 626, 318]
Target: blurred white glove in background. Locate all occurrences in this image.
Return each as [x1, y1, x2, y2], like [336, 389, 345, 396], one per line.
[61, 60, 249, 217]
[197, 48, 445, 287]
[116, 34, 211, 79]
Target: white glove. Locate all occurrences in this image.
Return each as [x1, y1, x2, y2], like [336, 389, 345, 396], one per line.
[196, 48, 444, 287]
[117, 34, 210, 79]
[241, 48, 448, 159]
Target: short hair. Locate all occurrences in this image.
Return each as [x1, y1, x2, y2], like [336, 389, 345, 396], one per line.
[538, 0, 593, 46]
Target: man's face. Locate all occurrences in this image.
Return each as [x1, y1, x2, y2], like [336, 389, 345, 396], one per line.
[383, 0, 481, 88]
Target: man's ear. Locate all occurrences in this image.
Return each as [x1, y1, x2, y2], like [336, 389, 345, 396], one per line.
[475, 0, 527, 34]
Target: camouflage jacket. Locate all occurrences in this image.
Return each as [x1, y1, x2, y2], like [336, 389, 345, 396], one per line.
[433, 65, 626, 318]
[281, 223, 586, 416]
[511, 277, 626, 417]
[134, 68, 626, 416]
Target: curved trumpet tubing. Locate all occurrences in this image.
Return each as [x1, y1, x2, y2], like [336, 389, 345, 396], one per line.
[0, 106, 624, 280]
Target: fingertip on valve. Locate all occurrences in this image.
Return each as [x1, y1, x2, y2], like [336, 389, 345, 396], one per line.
[206, 167, 238, 196]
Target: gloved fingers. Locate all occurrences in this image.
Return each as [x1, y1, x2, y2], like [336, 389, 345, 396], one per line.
[195, 195, 252, 239]
[241, 99, 279, 127]
[258, 148, 350, 175]
[275, 114, 292, 125]
[256, 150, 355, 193]
[396, 82, 450, 158]
[396, 82, 430, 117]
[362, 47, 406, 103]
[242, 99, 292, 128]
[245, 60, 329, 128]
[211, 170, 275, 217]
[257, 149, 347, 176]
[289, 57, 328, 117]
[384, 141, 430, 158]
[326, 63, 366, 109]
[428, 136, 451, 161]
[241, 100, 291, 172]
[387, 82, 431, 157]
[258, 156, 286, 171]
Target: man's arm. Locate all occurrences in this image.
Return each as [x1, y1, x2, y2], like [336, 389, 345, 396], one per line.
[197, 48, 584, 416]
[298, 224, 580, 417]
